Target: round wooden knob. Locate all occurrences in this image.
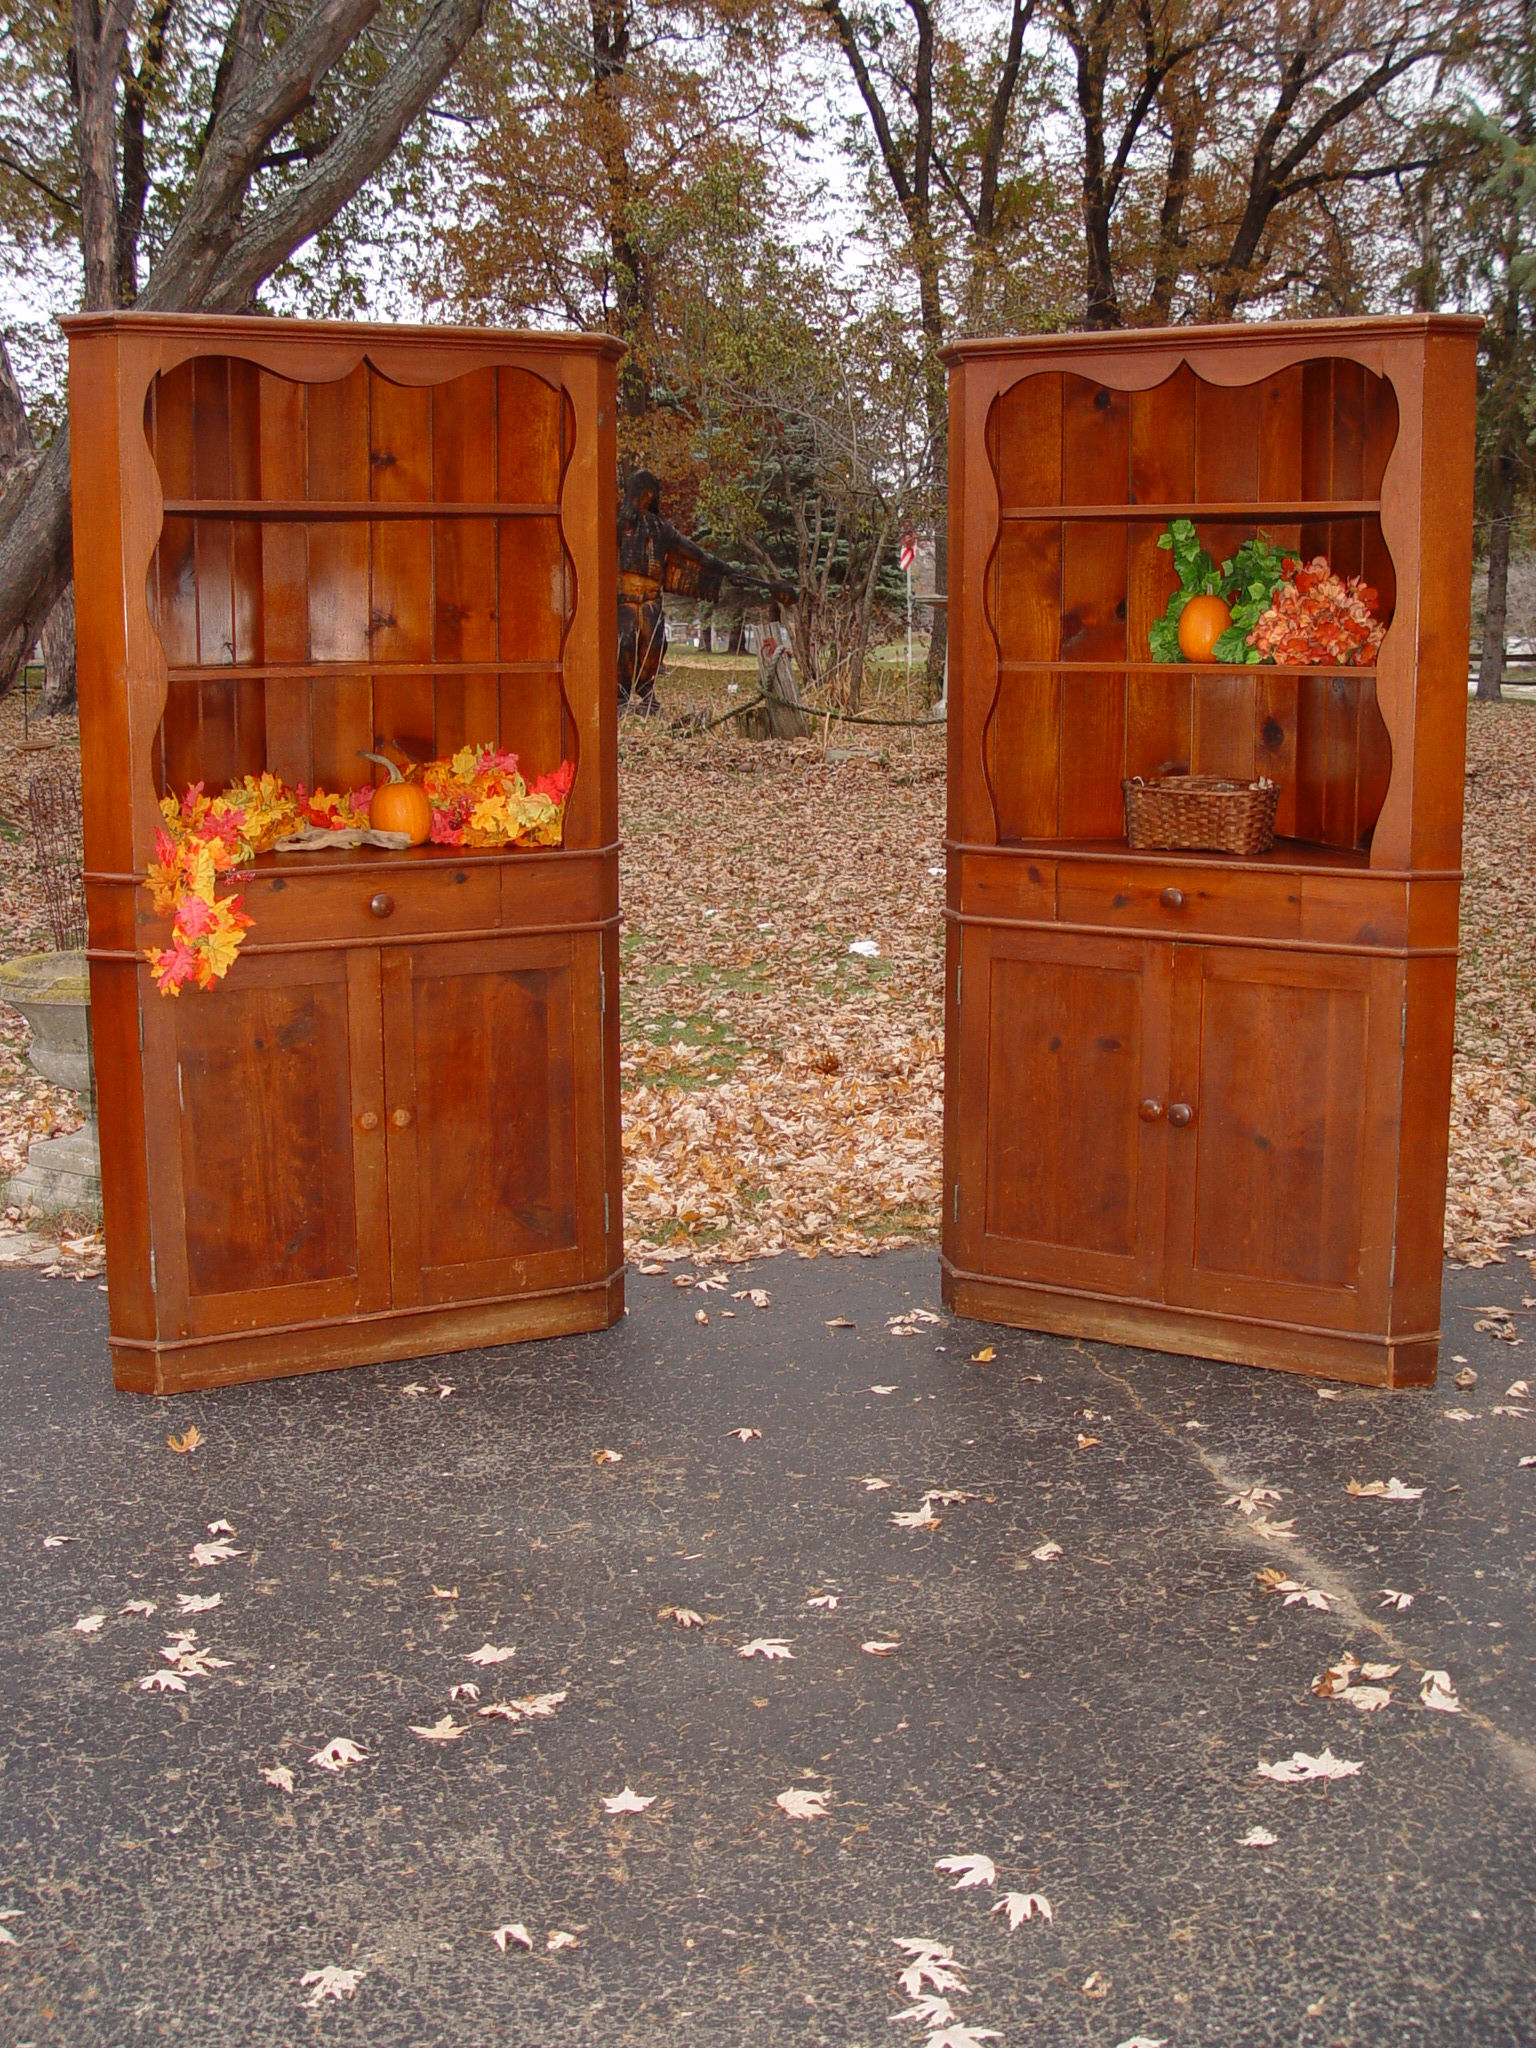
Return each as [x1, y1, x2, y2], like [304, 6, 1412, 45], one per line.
[1168, 1102, 1194, 1128]
[1138, 1099, 1164, 1122]
[369, 891, 394, 918]
[390, 1106, 412, 1129]
[358, 1110, 379, 1132]
[1159, 886, 1184, 909]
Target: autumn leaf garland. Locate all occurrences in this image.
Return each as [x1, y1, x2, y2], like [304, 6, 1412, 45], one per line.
[145, 748, 575, 995]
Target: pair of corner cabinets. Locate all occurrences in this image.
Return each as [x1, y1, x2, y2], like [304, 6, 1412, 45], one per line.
[66, 311, 1479, 1396]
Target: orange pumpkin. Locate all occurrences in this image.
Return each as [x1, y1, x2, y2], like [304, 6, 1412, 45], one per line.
[359, 751, 432, 844]
[1177, 593, 1233, 663]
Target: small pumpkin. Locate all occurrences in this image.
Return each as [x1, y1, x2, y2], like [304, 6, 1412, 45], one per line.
[1177, 592, 1233, 663]
[358, 751, 433, 844]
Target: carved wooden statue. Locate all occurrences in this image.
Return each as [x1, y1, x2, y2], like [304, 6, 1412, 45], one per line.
[617, 469, 729, 714]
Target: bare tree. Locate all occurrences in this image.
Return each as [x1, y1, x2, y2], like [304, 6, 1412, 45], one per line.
[0, 0, 488, 691]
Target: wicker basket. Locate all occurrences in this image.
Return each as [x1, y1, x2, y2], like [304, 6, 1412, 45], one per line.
[1122, 774, 1280, 856]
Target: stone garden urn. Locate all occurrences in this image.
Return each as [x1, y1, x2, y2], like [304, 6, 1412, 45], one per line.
[0, 951, 102, 1218]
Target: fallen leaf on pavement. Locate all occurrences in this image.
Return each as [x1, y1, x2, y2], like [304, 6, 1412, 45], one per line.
[73, 1613, 104, 1634]
[122, 1600, 157, 1616]
[310, 1738, 366, 1772]
[593, 1448, 623, 1464]
[776, 1787, 829, 1819]
[870, 1384, 897, 1395]
[1248, 1515, 1297, 1541]
[1420, 1669, 1463, 1713]
[992, 1891, 1051, 1928]
[826, 1317, 856, 1329]
[189, 1540, 240, 1568]
[1226, 1485, 1283, 1517]
[862, 1639, 901, 1656]
[602, 1786, 656, 1814]
[263, 1765, 295, 1792]
[891, 1502, 940, 1530]
[206, 1519, 235, 1537]
[1347, 1477, 1424, 1500]
[1240, 1827, 1277, 1847]
[971, 1347, 995, 1363]
[858, 1477, 891, 1491]
[176, 1592, 221, 1614]
[807, 1593, 839, 1609]
[410, 1715, 467, 1743]
[546, 1931, 578, 1951]
[167, 1427, 203, 1454]
[1454, 1366, 1478, 1389]
[694, 1308, 709, 1325]
[138, 1670, 186, 1691]
[466, 1644, 517, 1666]
[1031, 1541, 1062, 1562]
[659, 1605, 705, 1628]
[301, 1965, 364, 2005]
[890, 1995, 957, 2026]
[491, 1923, 533, 1952]
[1379, 1587, 1414, 1610]
[450, 1683, 480, 1703]
[42, 1535, 79, 1547]
[1076, 1434, 1100, 1450]
[936, 1853, 996, 1890]
[1257, 1747, 1362, 1783]
[431, 1585, 458, 1600]
[727, 1427, 761, 1442]
[738, 1638, 793, 1659]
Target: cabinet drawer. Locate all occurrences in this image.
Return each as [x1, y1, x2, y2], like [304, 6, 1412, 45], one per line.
[957, 850, 1057, 922]
[1057, 861, 1302, 940]
[237, 863, 499, 945]
[1299, 877, 1409, 947]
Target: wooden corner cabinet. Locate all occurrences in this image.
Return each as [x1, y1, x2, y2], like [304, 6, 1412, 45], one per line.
[941, 316, 1480, 1386]
[65, 313, 625, 1393]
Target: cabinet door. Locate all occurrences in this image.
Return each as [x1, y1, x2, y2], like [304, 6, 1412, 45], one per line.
[380, 934, 593, 1307]
[953, 926, 1171, 1298]
[147, 949, 389, 1338]
[1163, 946, 1400, 1329]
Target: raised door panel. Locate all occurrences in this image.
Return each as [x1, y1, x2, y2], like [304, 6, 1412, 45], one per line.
[1163, 946, 1399, 1329]
[381, 935, 592, 1307]
[148, 949, 388, 1337]
[955, 927, 1171, 1298]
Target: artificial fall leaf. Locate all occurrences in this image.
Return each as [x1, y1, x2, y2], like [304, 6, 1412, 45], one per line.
[310, 1738, 366, 1772]
[737, 1637, 793, 1660]
[466, 1644, 517, 1666]
[138, 1670, 187, 1692]
[491, 1924, 533, 1952]
[189, 1539, 241, 1568]
[727, 1427, 762, 1442]
[776, 1787, 829, 1819]
[993, 1891, 1051, 1928]
[410, 1715, 468, 1743]
[546, 1931, 578, 1951]
[177, 1592, 221, 1614]
[122, 1600, 157, 1616]
[73, 1613, 105, 1634]
[206, 1519, 235, 1537]
[593, 1449, 624, 1465]
[806, 1594, 839, 1609]
[936, 1853, 996, 1890]
[1031, 1541, 1063, 1562]
[862, 1639, 901, 1656]
[1257, 1747, 1362, 1784]
[1379, 1588, 1414, 1610]
[1240, 1827, 1277, 1847]
[1347, 1477, 1424, 1501]
[167, 1427, 203, 1454]
[1420, 1669, 1463, 1713]
[602, 1786, 656, 1814]
[658, 1606, 705, 1628]
[971, 1347, 995, 1363]
[1226, 1485, 1283, 1517]
[450, 1683, 480, 1703]
[301, 1965, 364, 2005]
[262, 1765, 295, 1792]
[890, 1502, 940, 1530]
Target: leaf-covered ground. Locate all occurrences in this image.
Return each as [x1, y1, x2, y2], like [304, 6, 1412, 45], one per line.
[1, 685, 1534, 1268]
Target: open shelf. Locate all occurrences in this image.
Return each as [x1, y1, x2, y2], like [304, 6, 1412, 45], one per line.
[989, 834, 1375, 874]
[998, 660, 1378, 679]
[999, 500, 1380, 521]
[165, 659, 564, 681]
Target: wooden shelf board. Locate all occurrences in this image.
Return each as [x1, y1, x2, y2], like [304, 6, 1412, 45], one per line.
[985, 833, 1376, 875]
[997, 501, 1380, 521]
[159, 500, 560, 519]
[164, 659, 564, 682]
[996, 660, 1379, 679]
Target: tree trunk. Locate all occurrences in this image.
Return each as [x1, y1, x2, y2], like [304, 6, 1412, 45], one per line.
[42, 583, 78, 713]
[748, 637, 809, 740]
[1477, 449, 1517, 703]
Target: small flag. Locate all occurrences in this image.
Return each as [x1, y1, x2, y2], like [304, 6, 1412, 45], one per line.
[899, 532, 916, 572]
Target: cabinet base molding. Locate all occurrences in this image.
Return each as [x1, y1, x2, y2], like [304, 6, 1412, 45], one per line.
[109, 1269, 626, 1395]
[941, 1258, 1436, 1389]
